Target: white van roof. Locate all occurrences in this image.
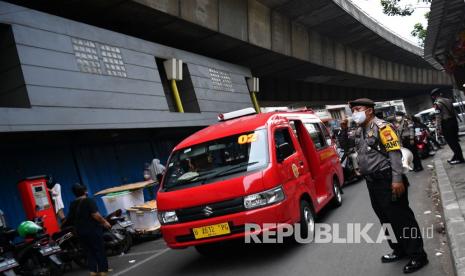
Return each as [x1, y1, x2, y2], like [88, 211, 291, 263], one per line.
[415, 101, 465, 117]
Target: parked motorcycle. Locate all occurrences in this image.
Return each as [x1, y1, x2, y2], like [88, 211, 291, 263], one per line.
[415, 128, 436, 159]
[103, 209, 134, 255]
[1, 221, 63, 276]
[0, 248, 18, 276]
[337, 147, 360, 183]
[52, 227, 86, 269]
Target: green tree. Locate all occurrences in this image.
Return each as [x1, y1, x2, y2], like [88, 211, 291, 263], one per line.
[380, 1, 431, 46]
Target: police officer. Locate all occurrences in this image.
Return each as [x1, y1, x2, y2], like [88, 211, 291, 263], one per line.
[431, 88, 465, 164]
[347, 98, 428, 274]
[394, 111, 423, 171]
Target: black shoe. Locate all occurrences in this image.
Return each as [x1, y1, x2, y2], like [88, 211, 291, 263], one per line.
[450, 159, 465, 165]
[403, 256, 428, 273]
[381, 252, 405, 263]
[413, 167, 424, 172]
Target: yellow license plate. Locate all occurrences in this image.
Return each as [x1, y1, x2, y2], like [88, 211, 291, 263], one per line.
[192, 222, 231, 239]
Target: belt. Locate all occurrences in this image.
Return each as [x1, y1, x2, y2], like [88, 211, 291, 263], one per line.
[364, 168, 392, 181]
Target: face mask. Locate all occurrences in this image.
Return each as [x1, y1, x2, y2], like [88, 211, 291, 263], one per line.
[352, 110, 367, 124]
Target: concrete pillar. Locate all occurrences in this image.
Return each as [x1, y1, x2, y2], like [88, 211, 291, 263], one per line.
[271, 11, 291, 55]
[334, 42, 345, 71]
[180, 0, 219, 31]
[219, 0, 248, 41]
[291, 22, 309, 60]
[309, 30, 323, 65]
[248, 0, 271, 49]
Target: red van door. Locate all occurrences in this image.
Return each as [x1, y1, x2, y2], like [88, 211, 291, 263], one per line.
[273, 126, 308, 220]
[303, 123, 333, 204]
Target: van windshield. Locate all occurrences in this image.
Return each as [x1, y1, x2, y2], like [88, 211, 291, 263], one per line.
[163, 129, 268, 191]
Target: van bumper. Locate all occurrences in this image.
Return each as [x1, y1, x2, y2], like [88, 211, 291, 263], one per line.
[161, 201, 293, 249]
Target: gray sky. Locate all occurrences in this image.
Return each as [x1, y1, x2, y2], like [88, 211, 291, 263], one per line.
[349, 0, 430, 45]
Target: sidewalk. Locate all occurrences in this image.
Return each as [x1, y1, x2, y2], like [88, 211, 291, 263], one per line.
[434, 139, 465, 276]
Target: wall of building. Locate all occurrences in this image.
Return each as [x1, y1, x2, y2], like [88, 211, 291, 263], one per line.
[0, 127, 199, 229]
[0, 2, 253, 132]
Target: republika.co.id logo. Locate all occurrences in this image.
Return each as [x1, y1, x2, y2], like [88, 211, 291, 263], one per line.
[244, 223, 434, 244]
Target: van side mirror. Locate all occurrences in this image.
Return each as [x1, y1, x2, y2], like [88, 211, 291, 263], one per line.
[277, 142, 292, 162]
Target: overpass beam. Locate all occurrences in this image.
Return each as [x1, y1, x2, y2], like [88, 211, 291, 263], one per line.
[271, 11, 291, 55]
[219, 0, 248, 41]
[248, 0, 271, 49]
[291, 22, 309, 60]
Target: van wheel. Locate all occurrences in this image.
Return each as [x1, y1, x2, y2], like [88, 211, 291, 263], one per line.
[332, 178, 342, 207]
[296, 200, 315, 242]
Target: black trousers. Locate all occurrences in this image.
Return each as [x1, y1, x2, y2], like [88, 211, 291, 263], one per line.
[442, 119, 464, 161]
[402, 138, 423, 170]
[365, 174, 426, 258]
[78, 229, 108, 273]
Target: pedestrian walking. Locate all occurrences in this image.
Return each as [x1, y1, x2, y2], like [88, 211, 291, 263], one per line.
[64, 184, 111, 276]
[148, 158, 166, 181]
[431, 88, 465, 164]
[346, 98, 428, 274]
[46, 175, 66, 222]
[394, 112, 423, 171]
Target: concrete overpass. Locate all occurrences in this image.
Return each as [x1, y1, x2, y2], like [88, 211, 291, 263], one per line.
[6, 0, 451, 113]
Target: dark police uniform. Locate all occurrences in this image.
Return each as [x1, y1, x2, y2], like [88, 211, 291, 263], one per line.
[433, 94, 464, 163]
[347, 98, 427, 271]
[396, 116, 423, 171]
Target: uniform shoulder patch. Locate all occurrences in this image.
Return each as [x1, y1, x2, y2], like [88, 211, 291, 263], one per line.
[373, 118, 388, 129]
[379, 125, 401, 152]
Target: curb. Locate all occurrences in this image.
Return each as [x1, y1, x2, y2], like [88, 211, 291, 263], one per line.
[434, 157, 465, 276]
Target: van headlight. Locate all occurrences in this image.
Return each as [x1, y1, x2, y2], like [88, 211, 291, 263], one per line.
[244, 186, 285, 209]
[158, 211, 178, 224]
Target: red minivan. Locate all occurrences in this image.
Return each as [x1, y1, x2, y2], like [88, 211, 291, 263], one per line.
[157, 108, 344, 251]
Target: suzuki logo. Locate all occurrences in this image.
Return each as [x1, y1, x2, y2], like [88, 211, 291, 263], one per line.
[203, 206, 213, 216]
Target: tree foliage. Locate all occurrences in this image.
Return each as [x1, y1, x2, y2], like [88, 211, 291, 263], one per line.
[380, 0, 431, 16]
[380, 1, 431, 46]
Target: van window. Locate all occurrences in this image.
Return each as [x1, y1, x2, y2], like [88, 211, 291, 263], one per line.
[274, 128, 296, 159]
[163, 129, 268, 191]
[304, 123, 327, 150]
[320, 123, 333, 146]
[289, 121, 298, 138]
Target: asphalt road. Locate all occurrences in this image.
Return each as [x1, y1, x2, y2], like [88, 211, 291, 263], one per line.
[70, 162, 454, 276]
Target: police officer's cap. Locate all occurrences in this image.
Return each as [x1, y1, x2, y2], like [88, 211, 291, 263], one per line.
[348, 98, 375, 109]
[430, 88, 442, 96]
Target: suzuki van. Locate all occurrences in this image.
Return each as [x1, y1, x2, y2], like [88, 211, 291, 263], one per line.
[157, 108, 344, 251]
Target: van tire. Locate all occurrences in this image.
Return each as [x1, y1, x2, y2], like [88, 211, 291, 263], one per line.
[295, 200, 315, 242]
[332, 177, 343, 207]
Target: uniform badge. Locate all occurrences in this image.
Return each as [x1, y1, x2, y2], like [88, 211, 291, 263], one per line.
[383, 130, 393, 141]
